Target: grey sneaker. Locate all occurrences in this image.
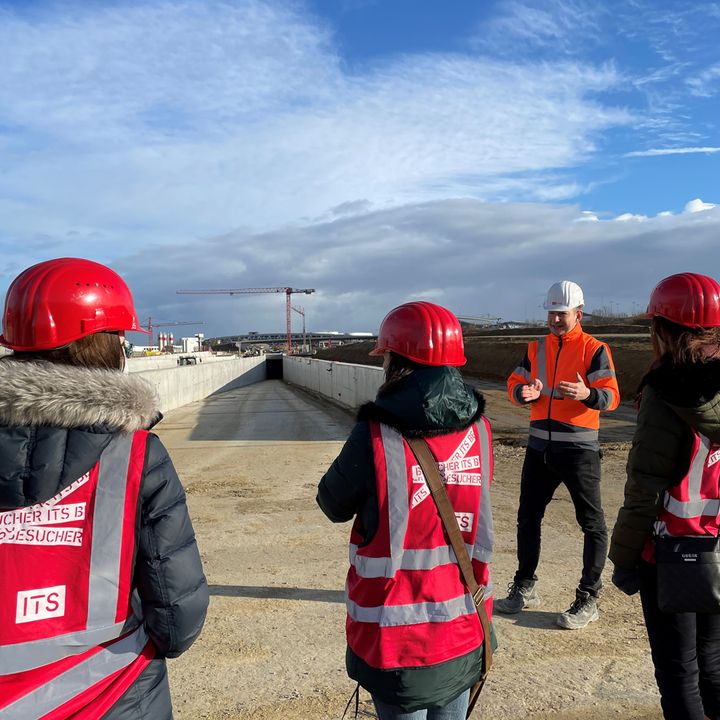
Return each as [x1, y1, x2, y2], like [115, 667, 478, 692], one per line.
[557, 593, 599, 629]
[494, 582, 541, 614]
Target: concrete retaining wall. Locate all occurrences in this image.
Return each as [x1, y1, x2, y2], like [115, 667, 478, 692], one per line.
[137, 356, 266, 413]
[127, 352, 230, 372]
[283, 357, 382, 410]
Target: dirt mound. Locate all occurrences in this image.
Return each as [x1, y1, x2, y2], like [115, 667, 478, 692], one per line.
[462, 322, 650, 337]
[315, 336, 653, 402]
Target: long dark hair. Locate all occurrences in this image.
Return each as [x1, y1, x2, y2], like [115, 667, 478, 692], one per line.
[6, 332, 126, 371]
[651, 316, 720, 365]
[377, 352, 423, 396]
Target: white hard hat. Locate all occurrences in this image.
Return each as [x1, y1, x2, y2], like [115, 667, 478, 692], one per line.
[544, 280, 584, 311]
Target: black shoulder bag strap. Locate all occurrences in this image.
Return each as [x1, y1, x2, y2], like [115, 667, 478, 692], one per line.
[406, 437, 492, 718]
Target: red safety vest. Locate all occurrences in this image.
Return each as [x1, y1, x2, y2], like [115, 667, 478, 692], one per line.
[642, 431, 720, 562]
[346, 419, 493, 670]
[0, 432, 155, 719]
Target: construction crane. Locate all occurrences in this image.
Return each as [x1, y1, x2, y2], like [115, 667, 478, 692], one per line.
[175, 287, 315, 353]
[145, 318, 204, 338]
[292, 305, 307, 353]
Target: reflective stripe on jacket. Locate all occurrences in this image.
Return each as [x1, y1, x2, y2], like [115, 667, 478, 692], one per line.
[0, 431, 155, 719]
[506, 323, 619, 451]
[346, 419, 493, 670]
[641, 431, 720, 562]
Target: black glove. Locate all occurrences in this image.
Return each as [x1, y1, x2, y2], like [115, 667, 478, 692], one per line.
[612, 567, 641, 596]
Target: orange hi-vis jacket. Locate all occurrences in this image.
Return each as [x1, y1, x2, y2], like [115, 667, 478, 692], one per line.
[0, 432, 154, 720]
[642, 431, 720, 562]
[346, 419, 493, 670]
[507, 323, 620, 451]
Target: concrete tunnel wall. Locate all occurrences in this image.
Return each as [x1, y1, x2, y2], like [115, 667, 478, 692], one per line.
[127, 351, 227, 372]
[133, 355, 267, 414]
[282, 356, 382, 410]
[129, 353, 377, 417]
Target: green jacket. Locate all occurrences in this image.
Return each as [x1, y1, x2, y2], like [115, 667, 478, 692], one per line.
[317, 366, 490, 711]
[609, 358, 720, 570]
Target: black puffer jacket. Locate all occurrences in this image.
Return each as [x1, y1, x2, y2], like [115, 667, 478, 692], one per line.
[610, 358, 720, 570]
[317, 365, 489, 711]
[0, 360, 209, 719]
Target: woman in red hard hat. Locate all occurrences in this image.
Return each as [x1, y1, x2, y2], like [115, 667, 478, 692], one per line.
[610, 272, 720, 720]
[0, 258, 208, 719]
[317, 301, 494, 719]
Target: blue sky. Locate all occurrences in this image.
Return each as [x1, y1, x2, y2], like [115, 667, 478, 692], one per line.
[305, 0, 720, 217]
[0, 0, 718, 338]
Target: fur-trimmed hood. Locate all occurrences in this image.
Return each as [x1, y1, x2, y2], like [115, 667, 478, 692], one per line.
[0, 360, 161, 509]
[0, 360, 160, 432]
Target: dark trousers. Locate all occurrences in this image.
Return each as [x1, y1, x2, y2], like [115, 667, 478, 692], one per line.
[640, 561, 720, 720]
[513, 447, 607, 596]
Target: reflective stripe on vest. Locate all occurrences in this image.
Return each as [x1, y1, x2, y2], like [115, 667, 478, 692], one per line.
[0, 434, 137, 676]
[347, 593, 477, 626]
[512, 366, 531, 383]
[349, 541, 491, 578]
[0, 625, 148, 720]
[587, 368, 616, 383]
[535, 338, 552, 398]
[593, 387, 615, 411]
[87, 433, 135, 628]
[384, 423, 410, 579]
[528, 426, 599, 443]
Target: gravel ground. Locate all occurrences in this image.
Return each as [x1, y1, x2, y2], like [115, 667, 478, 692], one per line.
[153, 379, 661, 720]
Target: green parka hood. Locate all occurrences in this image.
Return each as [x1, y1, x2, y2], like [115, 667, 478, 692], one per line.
[356, 365, 484, 437]
[642, 357, 720, 444]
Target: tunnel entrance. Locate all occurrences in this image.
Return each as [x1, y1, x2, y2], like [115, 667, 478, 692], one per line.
[265, 356, 283, 379]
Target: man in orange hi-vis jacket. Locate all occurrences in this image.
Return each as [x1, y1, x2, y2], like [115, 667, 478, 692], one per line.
[496, 280, 620, 630]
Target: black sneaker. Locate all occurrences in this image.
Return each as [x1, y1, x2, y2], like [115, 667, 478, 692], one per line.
[557, 592, 599, 629]
[494, 582, 541, 614]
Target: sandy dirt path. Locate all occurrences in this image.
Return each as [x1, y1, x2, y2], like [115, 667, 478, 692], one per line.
[154, 379, 661, 720]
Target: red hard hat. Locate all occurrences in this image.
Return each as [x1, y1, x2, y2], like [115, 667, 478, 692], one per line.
[370, 301, 466, 366]
[646, 273, 720, 328]
[0, 258, 149, 351]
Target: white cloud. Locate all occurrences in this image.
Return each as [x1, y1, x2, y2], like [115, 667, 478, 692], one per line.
[608, 3, 720, 149]
[0, 1, 340, 142]
[108, 198, 720, 337]
[685, 198, 716, 213]
[614, 213, 648, 222]
[624, 147, 720, 157]
[0, 0, 632, 265]
[477, 0, 604, 54]
[575, 211, 599, 222]
[686, 63, 720, 97]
